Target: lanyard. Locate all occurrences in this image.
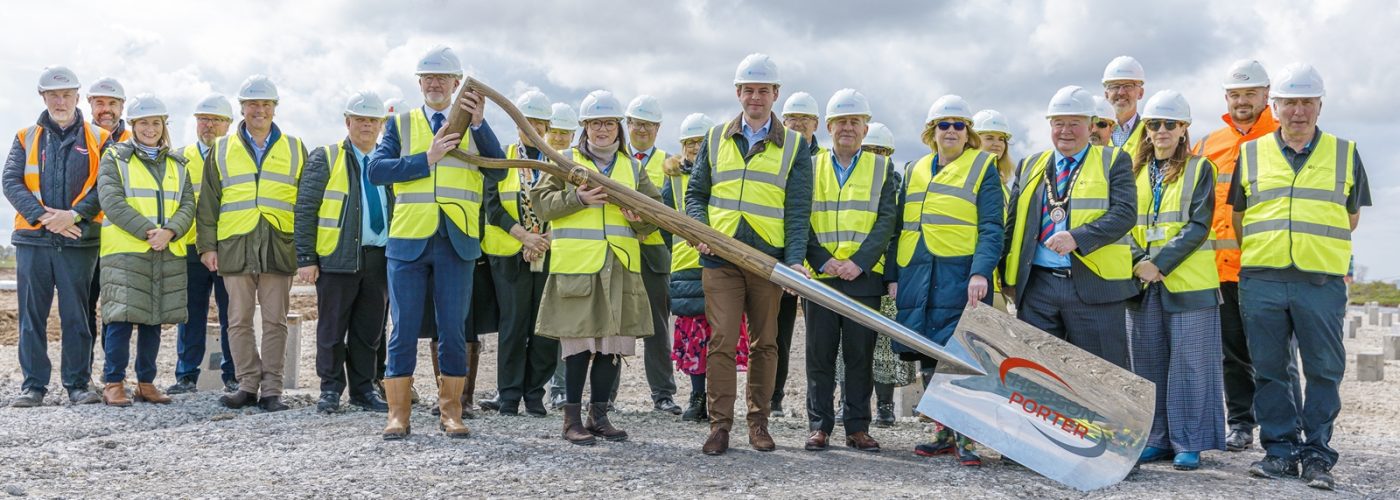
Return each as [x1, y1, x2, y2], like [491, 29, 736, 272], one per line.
[1148, 160, 1164, 227]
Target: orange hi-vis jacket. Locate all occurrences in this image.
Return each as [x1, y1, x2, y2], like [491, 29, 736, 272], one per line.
[1192, 107, 1278, 282]
[13, 122, 111, 230]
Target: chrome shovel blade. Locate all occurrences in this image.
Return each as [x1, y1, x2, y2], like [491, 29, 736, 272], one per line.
[917, 306, 1155, 491]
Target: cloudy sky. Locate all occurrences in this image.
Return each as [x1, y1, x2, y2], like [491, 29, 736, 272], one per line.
[3, 0, 1396, 279]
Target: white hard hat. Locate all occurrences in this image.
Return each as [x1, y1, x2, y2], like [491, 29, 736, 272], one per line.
[1102, 55, 1146, 84]
[515, 90, 553, 121]
[1271, 63, 1325, 99]
[826, 88, 871, 120]
[1141, 90, 1192, 124]
[782, 91, 819, 117]
[416, 45, 463, 76]
[1091, 96, 1117, 124]
[733, 53, 780, 85]
[193, 93, 233, 119]
[37, 66, 80, 92]
[236, 75, 279, 102]
[862, 122, 894, 150]
[926, 95, 973, 124]
[1046, 86, 1096, 118]
[344, 90, 387, 119]
[88, 77, 126, 100]
[124, 94, 168, 121]
[383, 97, 405, 114]
[578, 90, 624, 121]
[678, 113, 715, 141]
[625, 94, 663, 123]
[549, 102, 579, 131]
[971, 109, 1012, 137]
[1223, 59, 1270, 90]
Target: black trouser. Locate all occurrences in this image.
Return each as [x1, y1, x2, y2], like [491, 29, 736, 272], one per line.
[1018, 268, 1129, 369]
[1219, 281, 1254, 430]
[805, 295, 878, 434]
[489, 254, 558, 404]
[771, 293, 798, 406]
[314, 247, 389, 396]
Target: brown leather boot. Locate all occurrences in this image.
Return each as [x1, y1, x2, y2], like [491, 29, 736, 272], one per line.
[382, 376, 413, 440]
[133, 383, 171, 404]
[437, 376, 471, 438]
[461, 342, 480, 419]
[702, 427, 729, 455]
[585, 402, 629, 442]
[561, 403, 596, 445]
[748, 421, 776, 451]
[103, 382, 131, 407]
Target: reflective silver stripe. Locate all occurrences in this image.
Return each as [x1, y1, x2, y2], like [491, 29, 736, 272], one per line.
[921, 213, 973, 226]
[129, 188, 161, 197]
[669, 176, 686, 210]
[1216, 171, 1233, 185]
[326, 143, 341, 171]
[223, 199, 257, 212]
[814, 230, 869, 244]
[1332, 138, 1351, 197]
[262, 171, 296, 184]
[318, 217, 340, 228]
[553, 226, 637, 240]
[435, 187, 482, 203]
[224, 173, 257, 186]
[706, 124, 724, 171]
[776, 129, 799, 186]
[710, 196, 783, 218]
[257, 197, 295, 212]
[1213, 239, 1239, 250]
[926, 151, 991, 203]
[605, 224, 636, 238]
[901, 221, 920, 231]
[286, 137, 301, 175]
[904, 192, 927, 204]
[23, 165, 38, 175]
[323, 191, 348, 202]
[1250, 186, 1345, 205]
[1241, 219, 1350, 241]
[397, 111, 415, 159]
[713, 168, 783, 185]
[1070, 198, 1110, 210]
[1176, 157, 1203, 222]
[1139, 213, 1185, 225]
[217, 138, 232, 181]
[397, 193, 436, 203]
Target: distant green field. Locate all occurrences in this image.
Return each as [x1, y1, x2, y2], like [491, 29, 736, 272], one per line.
[0, 257, 13, 269]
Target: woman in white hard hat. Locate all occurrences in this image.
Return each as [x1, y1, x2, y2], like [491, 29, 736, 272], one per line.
[530, 90, 663, 446]
[1127, 90, 1225, 471]
[971, 110, 1016, 188]
[94, 94, 196, 406]
[892, 96, 1004, 466]
[661, 113, 751, 424]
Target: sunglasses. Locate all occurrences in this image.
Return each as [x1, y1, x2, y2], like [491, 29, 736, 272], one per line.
[1094, 120, 1112, 129]
[936, 121, 967, 131]
[1145, 121, 1181, 132]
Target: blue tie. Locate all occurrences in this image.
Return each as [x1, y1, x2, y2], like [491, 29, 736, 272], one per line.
[361, 154, 384, 234]
[430, 113, 445, 134]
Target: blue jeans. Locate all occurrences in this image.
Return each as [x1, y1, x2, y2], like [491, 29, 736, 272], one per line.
[174, 251, 234, 382]
[385, 232, 473, 378]
[103, 322, 162, 383]
[1240, 276, 1346, 466]
[16, 245, 97, 394]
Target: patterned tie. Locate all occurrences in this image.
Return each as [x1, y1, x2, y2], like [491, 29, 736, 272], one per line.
[1039, 156, 1075, 242]
[430, 113, 445, 134]
[635, 152, 645, 161]
[361, 154, 385, 234]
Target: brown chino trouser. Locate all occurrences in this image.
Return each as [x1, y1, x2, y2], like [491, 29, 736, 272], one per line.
[702, 265, 784, 431]
[223, 273, 293, 397]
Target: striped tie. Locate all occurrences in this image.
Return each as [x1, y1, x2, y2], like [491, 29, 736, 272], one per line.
[1039, 156, 1075, 242]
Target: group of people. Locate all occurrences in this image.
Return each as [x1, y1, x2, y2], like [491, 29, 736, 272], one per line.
[5, 47, 1366, 491]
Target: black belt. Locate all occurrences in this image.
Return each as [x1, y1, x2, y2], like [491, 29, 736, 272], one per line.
[1032, 266, 1072, 279]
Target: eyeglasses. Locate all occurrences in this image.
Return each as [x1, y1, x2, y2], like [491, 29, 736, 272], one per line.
[1105, 83, 1141, 93]
[935, 121, 967, 131]
[585, 120, 619, 130]
[627, 120, 659, 131]
[1145, 120, 1181, 132]
[1094, 121, 1112, 129]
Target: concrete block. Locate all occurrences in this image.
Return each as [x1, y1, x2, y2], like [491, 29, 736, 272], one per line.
[196, 323, 225, 391]
[1384, 334, 1400, 361]
[284, 313, 302, 390]
[894, 383, 923, 418]
[1356, 352, 1385, 382]
[1347, 317, 1362, 339]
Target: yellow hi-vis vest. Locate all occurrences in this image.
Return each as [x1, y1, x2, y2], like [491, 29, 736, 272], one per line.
[1237, 132, 1354, 276]
[100, 149, 188, 257]
[811, 151, 889, 277]
[640, 149, 668, 246]
[312, 143, 354, 257]
[705, 124, 802, 247]
[667, 172, 701, 273]
[549, 149, 644, 275]
[1006, 146, 1134, 285]
[896, 150, 993, 264]
[176, 143, 210, 246]
[388, 109, 484, 240]
[481, 143, 538, 257]
[1130, 156, 1220, 292]
[1115, 119, 1146, 158]
[213, 132, 304, 237]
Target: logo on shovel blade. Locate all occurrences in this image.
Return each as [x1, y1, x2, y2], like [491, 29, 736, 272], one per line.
[999, 357, 1108, 458]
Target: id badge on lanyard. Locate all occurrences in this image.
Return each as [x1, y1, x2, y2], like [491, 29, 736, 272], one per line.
[1146, 164, 1166, 242]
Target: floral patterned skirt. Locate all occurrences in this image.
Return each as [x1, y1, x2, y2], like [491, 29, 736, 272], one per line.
[672, 314, 749, 376]
[836, 296, 916, 386]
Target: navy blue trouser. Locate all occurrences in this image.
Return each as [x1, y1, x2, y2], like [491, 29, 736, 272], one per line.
[103, 322, 161, 383]
[1240, 276, 1346, 466]
[174, 251, 234, 382]
[16, 244, 98, 394]
[386, 231, 472, 378]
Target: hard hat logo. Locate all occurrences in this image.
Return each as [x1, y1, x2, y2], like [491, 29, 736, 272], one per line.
[53, 75, 70, 83]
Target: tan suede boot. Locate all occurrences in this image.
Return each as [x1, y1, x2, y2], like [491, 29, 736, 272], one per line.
[133, 383, 171, 404]
[437, 376, 471, 438]
[382, 377, 414, 440]
[103, 382, 131, 407]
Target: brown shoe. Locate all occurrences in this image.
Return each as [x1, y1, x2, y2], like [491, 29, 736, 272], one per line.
[132, 383, 172, 404]
[561, 403, 596, 445]
[461, 342, 480, 420]
[805, 430, 829, 451]
[749, 423, 776, 452]
[437, 376, 472, 438]
[382, 376, 413, 440]
[585, 402, 629, 442]
[702, 427, 729, 455]
[846, 431, 881, 452]
[102, 382, 131, 407]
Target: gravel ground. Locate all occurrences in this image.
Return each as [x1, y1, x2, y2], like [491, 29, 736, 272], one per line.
[0, 307, 1397, 499]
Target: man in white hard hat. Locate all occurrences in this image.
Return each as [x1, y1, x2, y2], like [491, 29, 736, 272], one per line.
[84, 76, 130, 376]
[1227, 63, 1369, 490]
[4, 66, 113, 407]
[1102, 56, 1147, 153]
[167, 94, 239, 396]
[1191, 59, 1289, 454]
[620, 94, 682, 415]
[477, 90, 560, 417]
[1088, 96, 1118, 147]
[772, 91, 821, 419]
[1001, 86, 1138, 369]
[294, 91, 393, 414]
[686, 53, 813, 455]
[801, 89, 897, 453]
[783, 91, 823, 157]
[196, 74, 308, 413]
[367, 45, 507, 440]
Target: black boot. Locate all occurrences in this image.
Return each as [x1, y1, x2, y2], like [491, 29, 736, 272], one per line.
[220, 390, 259, 409]
[875, 402, 896, 428]
[682, 391, 707, 423]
